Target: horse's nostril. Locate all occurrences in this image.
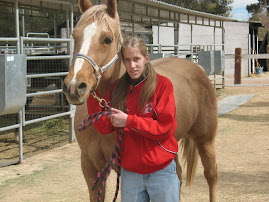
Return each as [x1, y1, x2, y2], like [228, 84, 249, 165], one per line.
[77, 82, 88, 95]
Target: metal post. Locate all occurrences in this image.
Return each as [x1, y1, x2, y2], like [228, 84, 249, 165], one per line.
[222, 26, 225, 88]
[20, 36, 23, 55]
[54, 12, 57, 38]
[190, 43, 193, 62]
[18, 110, 23, 163]
[130, 15, 134, 36]
[214, 73, 216, 91]
[177, 23, 180, 57]
[15, 0, 20, 54]
[158, 20, 160, 44]
[214, 27, 217, 91]
[66, 9, 70, 38]
[54, 12, 57, 54]
[16, 0, 23, 162]
[191, 24, 193, 61]
[191, 24, 193, 44]
[213, 27, 216, 50]
[158, 44, 161, 53]
[70, 5, 74, 34]
[174, 23, 179, 56]
[22, 9, 25, 37]
[69, 4, 75, 142]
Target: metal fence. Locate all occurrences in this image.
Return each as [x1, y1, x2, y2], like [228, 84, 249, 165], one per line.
[0, 37, 75, 167]
[147, 43, 225, 89]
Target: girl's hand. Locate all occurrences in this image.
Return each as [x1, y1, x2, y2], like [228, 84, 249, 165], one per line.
[108, 108, 128, 128]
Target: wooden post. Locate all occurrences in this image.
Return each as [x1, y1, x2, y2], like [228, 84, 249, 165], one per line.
[234, 48, 242, 84]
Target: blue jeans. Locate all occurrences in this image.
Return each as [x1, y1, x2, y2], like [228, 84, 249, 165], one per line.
[121, 160, 180, 202]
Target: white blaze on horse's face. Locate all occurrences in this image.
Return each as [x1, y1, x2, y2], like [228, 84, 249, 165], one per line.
[71, 22, 97, 84]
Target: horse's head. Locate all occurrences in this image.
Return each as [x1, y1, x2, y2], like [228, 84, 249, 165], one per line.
[63, 0, 121, 105]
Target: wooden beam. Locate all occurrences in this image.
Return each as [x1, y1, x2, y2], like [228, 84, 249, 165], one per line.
[234, 48, 242, 84]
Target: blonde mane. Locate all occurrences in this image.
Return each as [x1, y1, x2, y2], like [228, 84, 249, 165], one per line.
[76, 5, 121, 40]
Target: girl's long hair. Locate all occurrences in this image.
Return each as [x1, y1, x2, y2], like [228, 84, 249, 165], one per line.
[111, 35, 157, 111]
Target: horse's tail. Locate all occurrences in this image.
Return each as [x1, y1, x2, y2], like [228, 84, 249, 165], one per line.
[180, 135, 199, 186]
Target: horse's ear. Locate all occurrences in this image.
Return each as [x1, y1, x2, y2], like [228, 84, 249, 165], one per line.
[78, 0, 92, 13]
[106, 0, 117, 18]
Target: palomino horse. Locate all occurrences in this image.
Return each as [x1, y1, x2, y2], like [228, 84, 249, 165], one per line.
[63, 0, 218, 201]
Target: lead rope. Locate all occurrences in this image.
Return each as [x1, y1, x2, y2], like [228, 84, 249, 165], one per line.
[78, 94, 123, 202]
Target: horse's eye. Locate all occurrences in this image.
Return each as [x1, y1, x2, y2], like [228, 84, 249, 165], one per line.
[104, 37, 112, 45]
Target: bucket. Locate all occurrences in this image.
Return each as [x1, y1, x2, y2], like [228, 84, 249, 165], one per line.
[255, 67, 263, 75]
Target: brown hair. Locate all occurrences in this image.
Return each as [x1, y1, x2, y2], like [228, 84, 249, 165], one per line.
[111, 35, 157, 111]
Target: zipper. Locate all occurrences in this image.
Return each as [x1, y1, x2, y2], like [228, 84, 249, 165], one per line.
[157, 140, 178, 154]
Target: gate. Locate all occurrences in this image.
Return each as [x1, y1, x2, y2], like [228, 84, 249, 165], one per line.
[0, 36, 75, 167]
[0, 0, 77, 167]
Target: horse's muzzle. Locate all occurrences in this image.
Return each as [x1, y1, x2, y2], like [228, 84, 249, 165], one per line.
[62, 81, 89, 105]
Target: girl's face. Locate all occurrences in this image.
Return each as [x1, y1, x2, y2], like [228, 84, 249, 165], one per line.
[123, 46, 149, 80]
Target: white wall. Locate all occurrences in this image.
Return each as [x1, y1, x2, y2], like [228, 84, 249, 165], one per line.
[224, 21, 249, 76]
[152, 21, 250, 76]
[152, 24, 174, 45]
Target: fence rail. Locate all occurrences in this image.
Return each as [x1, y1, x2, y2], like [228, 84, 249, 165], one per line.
[147, 43, 225, 89]
[225, 53, 269, 59]
[0, 37, 74, 167]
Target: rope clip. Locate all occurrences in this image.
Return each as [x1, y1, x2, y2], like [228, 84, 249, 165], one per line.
[91, 91, 108, 108]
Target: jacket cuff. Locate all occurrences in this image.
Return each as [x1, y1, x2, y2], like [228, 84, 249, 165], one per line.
[125, 114, 134, 129]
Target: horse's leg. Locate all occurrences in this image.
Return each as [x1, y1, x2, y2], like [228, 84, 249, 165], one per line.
[81, 152, 106, 202]
[195, 138, 217, 202]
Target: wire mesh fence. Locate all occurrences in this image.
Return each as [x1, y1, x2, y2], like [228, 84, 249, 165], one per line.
[0, 57, 72, 167]
[0, 0, 76, 168]
[0, 117, 70, 166]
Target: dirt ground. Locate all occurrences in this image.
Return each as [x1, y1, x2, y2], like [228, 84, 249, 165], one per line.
[0, 73, 269, 202]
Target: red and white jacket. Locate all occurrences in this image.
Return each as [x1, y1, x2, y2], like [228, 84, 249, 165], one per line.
[87, 74, 178, 174]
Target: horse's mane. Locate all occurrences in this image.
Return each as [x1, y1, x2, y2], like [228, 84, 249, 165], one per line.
[76, 5, 121, 37]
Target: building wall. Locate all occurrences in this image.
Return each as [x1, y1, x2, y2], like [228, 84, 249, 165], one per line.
[224, 21, 249, 76]
[152, 25, 174, 45]
[152, 21, 250, 76]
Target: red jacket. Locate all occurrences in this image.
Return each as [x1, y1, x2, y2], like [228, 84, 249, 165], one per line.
[87, 74, 178, 174]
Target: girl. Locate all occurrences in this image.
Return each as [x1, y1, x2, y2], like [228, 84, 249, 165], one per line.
[87, 35, 180, 202]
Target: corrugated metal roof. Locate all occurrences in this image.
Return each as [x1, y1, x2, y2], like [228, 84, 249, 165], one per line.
[136, 0, 235, 21]
[0, 0, 236, 27]
[118, 0, 236, 28]
[0, 0, 78, 12]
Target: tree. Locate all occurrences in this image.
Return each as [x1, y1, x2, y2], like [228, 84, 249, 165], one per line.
[162, 0, 234, 17]
[0, 7, 16, 37]
[246, 0, 269, 15]
[0, 5, 66, 38]
[247, 0, 269, 40]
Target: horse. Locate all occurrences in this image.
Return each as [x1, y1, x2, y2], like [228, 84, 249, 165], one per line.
[62, 0, 218, 201]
